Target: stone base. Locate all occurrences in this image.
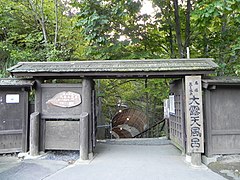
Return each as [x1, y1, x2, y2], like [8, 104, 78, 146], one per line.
[202, 155, 222, 165]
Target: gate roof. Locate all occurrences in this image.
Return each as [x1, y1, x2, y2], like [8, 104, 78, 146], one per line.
[8, 58, 218, 79]
[0, 78, 35, 88]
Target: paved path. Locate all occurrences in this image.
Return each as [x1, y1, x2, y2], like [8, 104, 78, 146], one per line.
[46, 143, 225, 180]
[0, 158, 67, 180]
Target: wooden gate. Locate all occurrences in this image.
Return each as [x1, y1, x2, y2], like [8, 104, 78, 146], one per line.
[0, 88, 29, 153]
[169, 79, 186, 152]
[41, 84, 82, 150]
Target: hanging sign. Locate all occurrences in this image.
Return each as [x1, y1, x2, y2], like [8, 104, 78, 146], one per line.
[46, 91, 81, 108]
[185, 76, 204, 153]
[164, 99, 170, 119]
[169, 94, 175, 115]
[6, 94, 20, 104]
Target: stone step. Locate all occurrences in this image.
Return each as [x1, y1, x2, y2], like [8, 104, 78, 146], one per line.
[97, 137, 171, 146]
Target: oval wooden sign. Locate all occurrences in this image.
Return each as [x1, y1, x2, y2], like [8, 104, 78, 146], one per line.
[46, 91, 81, 108]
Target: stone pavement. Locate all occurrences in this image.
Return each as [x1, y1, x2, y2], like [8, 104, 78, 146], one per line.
[45, 143, 225, 180]
[0, 141, 226, 180]
[0, 157, 67, 180]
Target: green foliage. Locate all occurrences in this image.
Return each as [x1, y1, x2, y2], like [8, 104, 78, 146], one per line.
[0, 0, 85, 77]
[191, 0, 240, 75]
[1, 0, 240, 128]
[75, 0, 167, 60]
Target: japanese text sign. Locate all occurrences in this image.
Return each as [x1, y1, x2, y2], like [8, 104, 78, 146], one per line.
[185, 76, 204, 153]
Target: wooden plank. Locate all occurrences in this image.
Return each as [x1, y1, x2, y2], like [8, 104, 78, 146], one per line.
[41, 115, 81, 119]
[41, 84, 82, 119]
[212, 149, 240, 155]
[10, 70, 215, 79]
[22, 90, 28, 152]
[0, 148, 22, 154]
[203, 90, 213, 156]
[0, 130, 22, 135]
[203, 85, 240, 156]
[185, 76, 204, 153]
[41, 84, 82, 88]
[35, 79, 44, 151]
[211, 87, 240, 130]
[0, 89, 27, 153]
[212, 130, 240, 135]
[212, 135, 240, 153]
[0, 134, 22, 151]
[92, 89, 96, 148]
[169, 79, 186, 153]
[45, 121, 79, 150]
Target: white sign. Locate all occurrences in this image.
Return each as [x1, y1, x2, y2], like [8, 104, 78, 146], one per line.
[169, 95, 175, 115]
[185, 76, 204, 153]
[46, 91, 81, 108]
[164, 99, 170, 118]
[6, 94, 20, 103]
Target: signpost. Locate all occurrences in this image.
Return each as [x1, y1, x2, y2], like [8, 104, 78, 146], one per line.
[185, 76, 204, 165]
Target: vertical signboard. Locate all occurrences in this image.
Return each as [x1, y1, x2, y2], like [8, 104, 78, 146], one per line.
[169, 94, 175, 115]
[164, 99, 170, 119]
[185, 76, 204, 153]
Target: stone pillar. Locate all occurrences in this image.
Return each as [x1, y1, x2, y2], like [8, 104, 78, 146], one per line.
[30, 112, 40, 156]
[82, 78, 93, 158]
[80, 112, 89, 160]
[191, 153, 202, 166]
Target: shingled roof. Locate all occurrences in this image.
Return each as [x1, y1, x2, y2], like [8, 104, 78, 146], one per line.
[202, 76, 240, 87]
[8, 58, 218, 78]
[0, 78, 35, 88]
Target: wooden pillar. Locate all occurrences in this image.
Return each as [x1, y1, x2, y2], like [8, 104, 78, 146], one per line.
[30, 112, 40, 156]
[82, 78, 93, 157]
[34, 79, 42, 114]
[80, 112, 89, 160]
[22, 90, 29, 152]
[185, 76, 204, 166]
[34, 79, 44, 151]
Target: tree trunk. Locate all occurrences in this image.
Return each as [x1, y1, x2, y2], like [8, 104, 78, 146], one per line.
[54, 0, 58, 46]
[40, 0, 48, 45]
[184, 0, 191, 57]
[28, 0, 48, 45]
[167, 1, 175, 58]
[173, 0, 183, 58]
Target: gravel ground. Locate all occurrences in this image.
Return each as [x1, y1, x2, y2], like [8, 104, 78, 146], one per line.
[40, 150, 79, 164]
[208, 155, 240, 180]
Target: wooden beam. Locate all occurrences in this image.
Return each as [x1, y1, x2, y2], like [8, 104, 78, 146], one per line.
[10, 70, 215, 79]
[82, 78, 93, 157]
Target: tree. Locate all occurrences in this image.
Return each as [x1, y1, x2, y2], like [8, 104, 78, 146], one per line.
[75, 0, 170, 60]
[191, 0, 240, 75]
[0, 0, 87, 77]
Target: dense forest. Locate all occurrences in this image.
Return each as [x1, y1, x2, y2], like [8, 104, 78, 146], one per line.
[0, 0, 240, 126]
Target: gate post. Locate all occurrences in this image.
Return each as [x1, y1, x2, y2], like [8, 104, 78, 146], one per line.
[30, 112, 40, 156]
[82, 78, 93, 158]
[80, 112, 89, 160]
[185, 76, 204, 166]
